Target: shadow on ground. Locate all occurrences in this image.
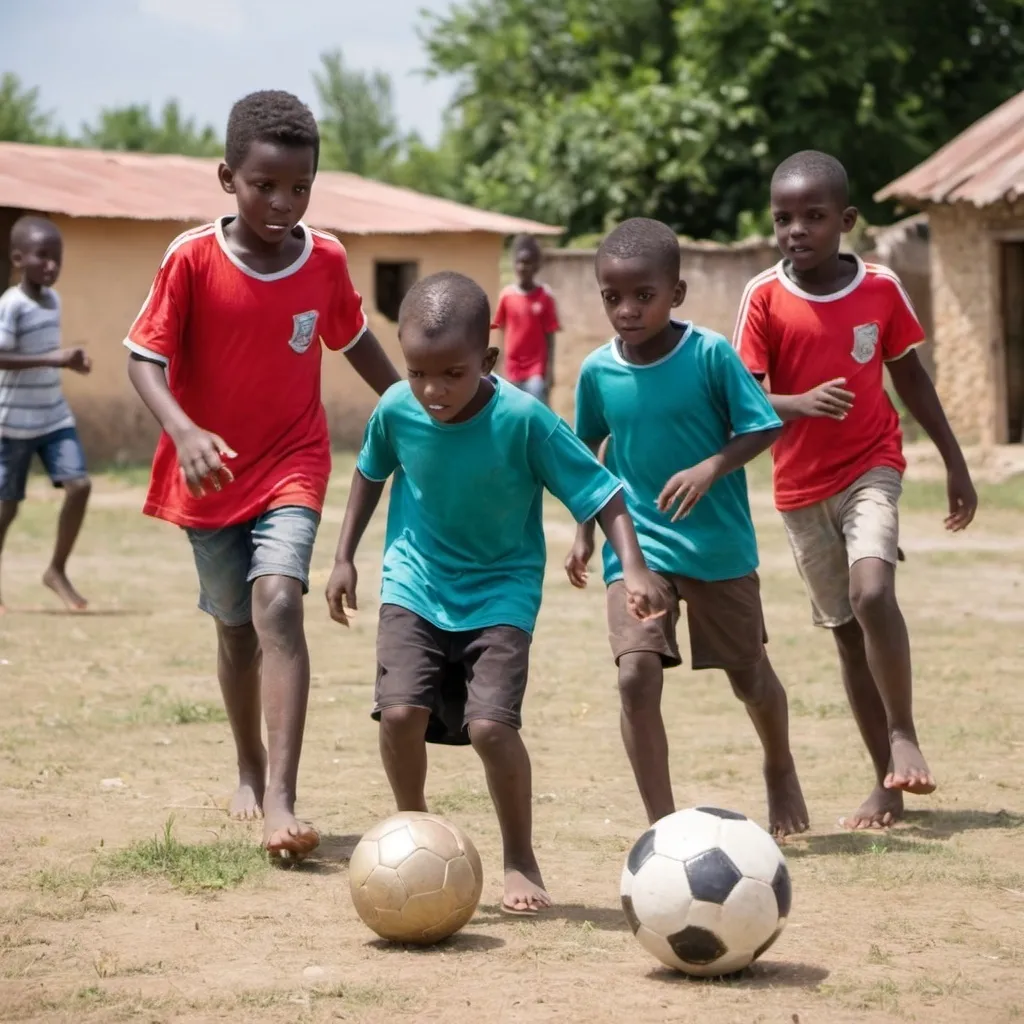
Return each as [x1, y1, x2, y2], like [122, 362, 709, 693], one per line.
[647, 959, 829, 989]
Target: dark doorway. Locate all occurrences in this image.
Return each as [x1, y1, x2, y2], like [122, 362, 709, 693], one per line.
[1002, 242, 1024, 443]
[0, 207, 24, 290]
[374, 261, 419, 322]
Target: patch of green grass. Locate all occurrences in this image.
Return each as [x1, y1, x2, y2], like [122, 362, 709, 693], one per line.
[106, 816, 267, 892]
[432, 787, 491, 816]
[164, 699, 227, 725]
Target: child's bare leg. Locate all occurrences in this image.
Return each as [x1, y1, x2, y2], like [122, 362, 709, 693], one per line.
[0, 500, 19, 612]
[832, 619, 903, 828]
[215, 619, 265, 819]
[618, 652, 674, 824]
[469, 718, 549, 913]
[726, 653, 808, 838]
[378, 705, 430, 811]
[250, 574, 319, 859]
[849, 557, 934, 795]
[42, 477, 90, 611]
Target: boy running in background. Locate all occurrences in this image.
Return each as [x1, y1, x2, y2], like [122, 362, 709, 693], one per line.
[125, 91, 399, 860]
[492, 235, 560, 406]
[326, 271, 662, 913]
[734, 150, 977, 829]
[0, 216, 92, 613]
[567, 218, 808, 837]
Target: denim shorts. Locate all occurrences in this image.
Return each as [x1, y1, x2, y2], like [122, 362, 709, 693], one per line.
[512, 375, 550, 405]
[185, 505, 321, 627]
[0, 426, 88, 502]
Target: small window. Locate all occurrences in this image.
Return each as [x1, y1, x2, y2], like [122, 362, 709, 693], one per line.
[374, 261, 419, 322]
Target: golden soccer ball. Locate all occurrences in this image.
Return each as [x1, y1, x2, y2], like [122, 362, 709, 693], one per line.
[349, 811, 484, 944]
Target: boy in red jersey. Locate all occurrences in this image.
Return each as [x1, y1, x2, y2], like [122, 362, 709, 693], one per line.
[492, 235, 560, 406]
[734, 150, 977, 830]
[125, 91, 399, 860]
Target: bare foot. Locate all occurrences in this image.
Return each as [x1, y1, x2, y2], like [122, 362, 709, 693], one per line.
[885, 735, 936, 795]
[263, 809, 320, 863]
[42, 566, 88, 612]
[228, 762, 265, 821]
[839, 785, 904, 830]
[501, 865, 551, 915]
[765, 762, 809, 838]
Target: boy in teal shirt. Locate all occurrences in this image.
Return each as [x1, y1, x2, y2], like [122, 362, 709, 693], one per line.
[327, 271, 661, 915]
[567, 217, 808, 837]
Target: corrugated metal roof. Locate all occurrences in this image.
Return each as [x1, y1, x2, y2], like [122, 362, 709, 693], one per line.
[0, 142, 561, 237]
[875, 90, 1024, 207]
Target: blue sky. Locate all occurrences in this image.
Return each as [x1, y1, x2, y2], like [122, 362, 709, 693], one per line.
[1, 0, 458, 143]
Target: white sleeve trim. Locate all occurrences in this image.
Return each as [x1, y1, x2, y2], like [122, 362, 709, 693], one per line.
[586, 482, 624, 522]
[884, 339, 926, 364]
[339, 313, 369, 354]
[356, 465, 390, 483]
[123, 338, 169, 366]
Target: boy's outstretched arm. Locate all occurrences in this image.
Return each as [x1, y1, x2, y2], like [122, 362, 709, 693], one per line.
[0, 348, 91, 373]
[344, 328, 401, 397]
[127, 354, 236, 497]
[887, 349, 977, 531]
[326, 468, 386, 625]
[658, 427, 781, 522]
[595, 491, 663, 621]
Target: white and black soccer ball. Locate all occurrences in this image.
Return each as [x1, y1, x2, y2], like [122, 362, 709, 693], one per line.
[620, 806, 792, 977]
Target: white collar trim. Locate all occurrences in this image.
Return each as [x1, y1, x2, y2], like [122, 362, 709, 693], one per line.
[215, 215, 313, 282]
[610, 320, 694, 368]
[775, 254, 865, 303]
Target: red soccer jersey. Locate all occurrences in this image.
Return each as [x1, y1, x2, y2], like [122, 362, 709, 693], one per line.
[733, 256, 925, 511]
[125, 217, 367, 529]
[492, 284, 560, 381]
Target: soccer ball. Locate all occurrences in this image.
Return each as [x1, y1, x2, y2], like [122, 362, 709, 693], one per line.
[349, 811, 484, 945]
[620, 806, 792, 977]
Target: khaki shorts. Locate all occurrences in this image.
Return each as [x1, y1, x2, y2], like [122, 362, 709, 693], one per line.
[373, 603, 531, 743]
[780, 466, 902, 628]
[607, 572, 768, 671]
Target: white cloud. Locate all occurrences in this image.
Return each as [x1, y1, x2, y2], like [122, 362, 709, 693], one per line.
[138, 0, 245, 37]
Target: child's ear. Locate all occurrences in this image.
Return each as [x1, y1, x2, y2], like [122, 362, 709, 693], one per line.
[841, 206, 859, 232]
[672, 279, 688, 308]
[218, 163, 236, 195]
[9, 248, 24, 270]
[483, 346, 500, 374]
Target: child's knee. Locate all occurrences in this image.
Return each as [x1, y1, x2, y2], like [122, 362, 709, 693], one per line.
[63, 476, 91, 499]
[849, 572, 896, 625]
[726, 661, 767, 705]
[617, 652, 663, 712]
[251, 577, 304, 642]
[468, 718, 516, 755]
[380, 704, 429, 738]
[216, 620, 259, 662]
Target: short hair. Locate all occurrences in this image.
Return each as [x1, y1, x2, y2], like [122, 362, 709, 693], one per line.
[10, 215, 60, 253]
[596, 218, 680, 279]
[224, 90, 320, 171]
[772, 150, 850, 205]
[398, 271, 491, 347]
[512, 234, 541, 260]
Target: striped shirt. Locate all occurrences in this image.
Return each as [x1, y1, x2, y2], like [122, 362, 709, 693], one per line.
[0, 286, 74, 440]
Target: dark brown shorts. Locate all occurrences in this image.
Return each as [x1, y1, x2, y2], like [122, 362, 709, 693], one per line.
[373, 603, 531, 744]
[607, 572, 768, 671]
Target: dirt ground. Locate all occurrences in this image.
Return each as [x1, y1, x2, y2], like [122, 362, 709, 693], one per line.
[1, 455, 1023, 1024]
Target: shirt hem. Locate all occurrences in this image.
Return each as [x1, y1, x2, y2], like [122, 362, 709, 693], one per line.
[379, 593, 536, 637]
[604, 558, 760, 587]
[773, 456, 906, 511]
[143, 497, 323, 530]
[0, 415, 76, 440]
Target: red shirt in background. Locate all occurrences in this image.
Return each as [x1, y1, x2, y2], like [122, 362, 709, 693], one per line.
[733, 256, 925, 512]
[492, 283, 560, 381]
[125, 216, 368, 529]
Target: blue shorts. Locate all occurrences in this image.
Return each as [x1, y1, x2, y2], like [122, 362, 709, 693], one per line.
[0, 426, 88, 503]
[185, 505, 320, 627]
[512, 376, 550, 405]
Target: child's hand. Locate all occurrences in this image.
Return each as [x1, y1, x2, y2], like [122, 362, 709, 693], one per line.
[623, 568, 666, 622]
[657, 460, 718, 521]
[945, 463, 977, 532]
[59, 348, 92, 374]
[175, 428, 237, 498]
[326, 560, 358, 626]
[798, 378, 854, 420]
[565, 531, 594, 588]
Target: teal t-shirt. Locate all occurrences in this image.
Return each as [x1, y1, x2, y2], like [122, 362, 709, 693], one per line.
[358, 376, 622, 634]
[574, 322, 781, 584]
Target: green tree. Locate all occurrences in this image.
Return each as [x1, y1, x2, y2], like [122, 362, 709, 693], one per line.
[314, 50, 400, 176]
[424, 0, 1024, 239]
[0, 73, 57, 143]
[80, 100, 221, 156]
